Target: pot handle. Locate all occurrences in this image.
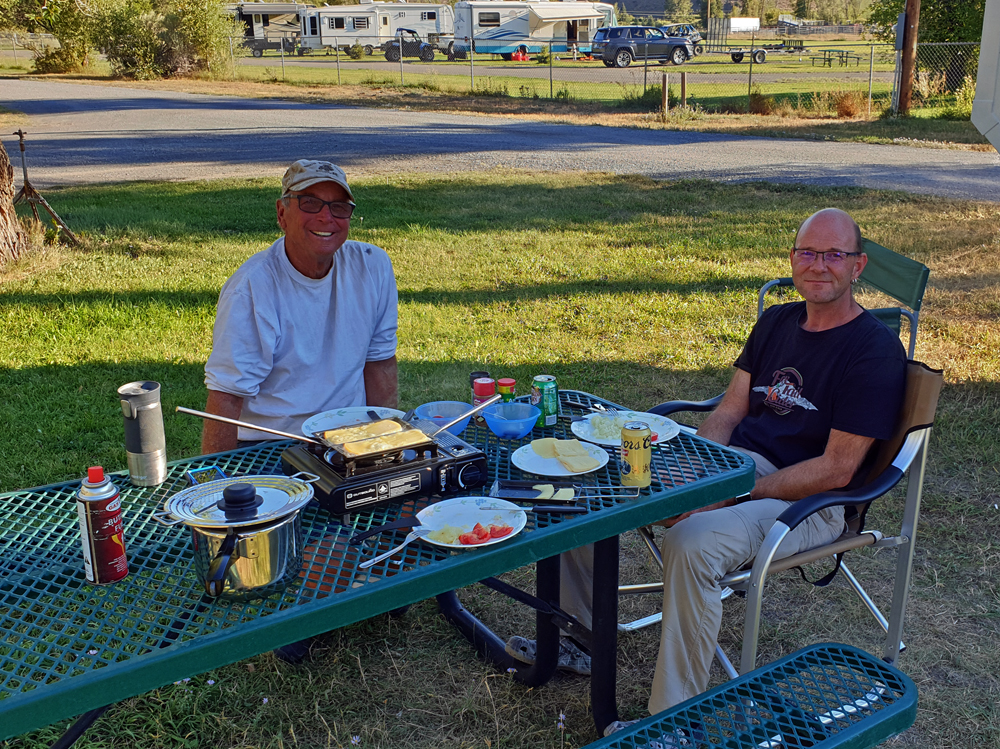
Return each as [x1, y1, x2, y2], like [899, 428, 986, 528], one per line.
[289, 471, 321, 484]
[206, 533, 239, 597]
[151, 510, 186, 527]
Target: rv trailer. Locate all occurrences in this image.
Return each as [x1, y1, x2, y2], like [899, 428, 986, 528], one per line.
[299, 2, 455, 55]
[229, 1, 306, 56]
[453, 1, 617, 58]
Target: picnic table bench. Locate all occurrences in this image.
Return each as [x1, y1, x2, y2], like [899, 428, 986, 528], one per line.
[811, 49, 863, 67]
[581, 643, 917, 749]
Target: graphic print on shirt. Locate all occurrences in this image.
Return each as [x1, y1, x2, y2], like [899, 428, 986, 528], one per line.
[752, 367, 818, 415]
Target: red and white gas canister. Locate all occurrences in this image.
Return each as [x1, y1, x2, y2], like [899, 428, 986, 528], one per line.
[76, 466, 129, 584]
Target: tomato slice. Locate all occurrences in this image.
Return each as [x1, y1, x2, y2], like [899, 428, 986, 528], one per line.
[472, 522, 491, 540]
[489, 524, 513, 539]
[459, 532, 490, 545]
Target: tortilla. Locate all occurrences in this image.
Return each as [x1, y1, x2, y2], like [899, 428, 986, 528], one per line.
[557, 454, 601, 473]
[531, 438, 560, 459]
[340, 429, 428, 456]
[322, 420, 402, 444]
[532, 484, 555, 500]
[553, 487, 575, 501]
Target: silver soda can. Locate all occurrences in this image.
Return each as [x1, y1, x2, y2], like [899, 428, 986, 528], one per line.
[76, 466, 129, 584]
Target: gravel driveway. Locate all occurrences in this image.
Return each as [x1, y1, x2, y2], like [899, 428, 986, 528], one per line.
[2, 79, 997, 202]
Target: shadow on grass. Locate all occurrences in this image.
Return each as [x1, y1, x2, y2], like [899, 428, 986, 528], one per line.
[0, 358, 734, 492]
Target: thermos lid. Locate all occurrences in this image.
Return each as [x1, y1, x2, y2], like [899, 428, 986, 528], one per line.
[161, 475, 314, 529]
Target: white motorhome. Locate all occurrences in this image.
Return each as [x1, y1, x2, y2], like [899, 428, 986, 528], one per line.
[299, 2, 455, 55]
[453, 1, 617, 58]
[228, 1, 306, 56]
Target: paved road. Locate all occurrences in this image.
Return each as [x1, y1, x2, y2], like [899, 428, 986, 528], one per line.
[2, 79, 997, 202]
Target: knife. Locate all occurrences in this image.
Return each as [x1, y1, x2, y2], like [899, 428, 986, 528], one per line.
[349, 516, 421, 545]
[478, 505, 588, 514]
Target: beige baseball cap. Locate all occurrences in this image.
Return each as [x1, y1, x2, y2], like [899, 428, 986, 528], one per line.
[281, 160, 354, 201]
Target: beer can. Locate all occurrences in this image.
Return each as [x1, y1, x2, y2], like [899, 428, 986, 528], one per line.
[620, 421, 652, 488]
[530, 375, 558, 428]
[76, 466, 129, 584]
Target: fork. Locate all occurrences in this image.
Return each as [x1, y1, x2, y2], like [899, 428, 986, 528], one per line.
[590, 403, 620, 414]
[359, 528, 432, 569]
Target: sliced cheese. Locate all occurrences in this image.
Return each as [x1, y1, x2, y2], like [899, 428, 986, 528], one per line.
[531, 438, 560, 459]
[340, 429, 428, 456]
[532, 484, 555, 500]
[557, 454, 601, 473]
[553, 487, 575, 501]
[553, 439, 589, 458]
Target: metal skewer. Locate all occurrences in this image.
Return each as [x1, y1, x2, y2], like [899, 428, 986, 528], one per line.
[175, 406, 322, 445]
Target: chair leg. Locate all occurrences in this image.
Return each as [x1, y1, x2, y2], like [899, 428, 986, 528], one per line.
[740, 522, 792, 675]
[838, 561, 905, 653]
[617, 526, 665, 630]
[715, 643, 739, 680]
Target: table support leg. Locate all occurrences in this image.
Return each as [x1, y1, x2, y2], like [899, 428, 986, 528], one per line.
[436, 555, 561, 688]
[48, 705, 111, 749]
[591, 535, 620, 735]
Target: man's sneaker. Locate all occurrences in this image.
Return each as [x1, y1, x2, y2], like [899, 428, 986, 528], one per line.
[604, 719, 641, 736]
[504, 636, 592, 675]
[273, 637, 314, 664]
[604, 719, 704, 748]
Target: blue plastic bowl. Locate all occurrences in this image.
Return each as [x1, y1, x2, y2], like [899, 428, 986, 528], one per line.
[481, 402, 541, 440]
[414, 401, 474, 435]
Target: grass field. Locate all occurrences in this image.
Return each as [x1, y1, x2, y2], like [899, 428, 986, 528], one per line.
[2, 173, 999, 748]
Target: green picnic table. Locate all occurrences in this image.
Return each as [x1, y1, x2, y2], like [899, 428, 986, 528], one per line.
[0, 389, 755, 745]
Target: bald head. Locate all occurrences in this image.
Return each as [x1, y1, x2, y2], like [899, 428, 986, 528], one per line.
[794, 209, 863, 255]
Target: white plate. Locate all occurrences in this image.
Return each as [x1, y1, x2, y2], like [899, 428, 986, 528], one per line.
[510, 441, 611, 477]
[301, 406, 406, 437]
[570, 411, 680, 448]
[416, 497, 527, 549]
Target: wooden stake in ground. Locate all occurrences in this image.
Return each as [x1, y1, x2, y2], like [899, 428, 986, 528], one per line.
[0, 138, 25, 262]
[11, 130, 80, 246]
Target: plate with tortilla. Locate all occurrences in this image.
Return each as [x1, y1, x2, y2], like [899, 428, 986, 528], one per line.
[301, 406, 405, 437]
[511, 437, 610, 477]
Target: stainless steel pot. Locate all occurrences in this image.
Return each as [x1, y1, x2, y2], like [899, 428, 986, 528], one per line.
[154, 473, 318, 599]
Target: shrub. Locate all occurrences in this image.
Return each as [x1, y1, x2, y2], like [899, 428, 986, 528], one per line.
[26, 0, 91, 73]
[942, 75, 976, 120]
[535, 46, 550, 64]
[748, 85, 776, 115]
[92, 0, 167, 79]
[619, 83, 680, 111]
[833, 89, 864, 118]
[347, 43, 364, 59]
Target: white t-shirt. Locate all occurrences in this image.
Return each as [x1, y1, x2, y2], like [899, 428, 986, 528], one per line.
[205, 237, 398, 440]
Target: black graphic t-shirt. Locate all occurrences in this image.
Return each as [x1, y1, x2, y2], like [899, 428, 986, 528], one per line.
[729, 302, 906, 470]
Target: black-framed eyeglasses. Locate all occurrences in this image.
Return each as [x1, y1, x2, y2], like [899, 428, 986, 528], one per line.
[792, 248, 860, 265]
[290, 195, 356, 218]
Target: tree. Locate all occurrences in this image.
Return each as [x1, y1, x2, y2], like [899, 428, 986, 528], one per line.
[867, 0, 985, 42]
[664, 0, 697, 23]
[794, 0, 809, 18]
[0, 141, 25, 264]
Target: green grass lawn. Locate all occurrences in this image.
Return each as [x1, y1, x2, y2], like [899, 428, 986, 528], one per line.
[2, 173, 998, 748]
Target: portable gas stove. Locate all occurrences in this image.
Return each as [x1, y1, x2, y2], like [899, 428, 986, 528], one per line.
[280, 421, 488, 516]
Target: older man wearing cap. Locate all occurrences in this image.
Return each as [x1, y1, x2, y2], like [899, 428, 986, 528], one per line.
[202, 159, 398, 453]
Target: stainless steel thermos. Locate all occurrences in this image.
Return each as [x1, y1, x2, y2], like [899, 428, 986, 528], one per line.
[118, 381, 167, 486]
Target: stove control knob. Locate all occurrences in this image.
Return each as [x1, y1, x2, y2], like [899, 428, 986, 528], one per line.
[457, 463, 482, 489]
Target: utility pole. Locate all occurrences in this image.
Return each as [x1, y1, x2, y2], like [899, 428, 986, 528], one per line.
[897, 0, 921, 114]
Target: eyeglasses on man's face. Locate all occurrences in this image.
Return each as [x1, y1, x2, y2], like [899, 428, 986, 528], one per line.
[792, 248, 860, 265]
[290, 195, 356, 218]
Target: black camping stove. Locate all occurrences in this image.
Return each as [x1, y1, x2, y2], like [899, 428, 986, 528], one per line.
[281, 425, 488, 516]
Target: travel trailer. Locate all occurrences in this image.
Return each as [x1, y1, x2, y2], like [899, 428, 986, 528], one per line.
[453, 1, 617, 58]
[298, 2, 455, 55]
[229, 1, 306, 56]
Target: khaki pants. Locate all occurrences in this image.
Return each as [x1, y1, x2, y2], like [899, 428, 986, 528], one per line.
[560, 448, 846, 714]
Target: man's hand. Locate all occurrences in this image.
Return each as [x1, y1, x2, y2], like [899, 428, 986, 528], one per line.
[201, 390, 244, 455]
[364, 355, 398, 409]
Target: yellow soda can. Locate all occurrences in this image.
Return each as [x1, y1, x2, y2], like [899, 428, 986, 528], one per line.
[620, 421, 652, 488]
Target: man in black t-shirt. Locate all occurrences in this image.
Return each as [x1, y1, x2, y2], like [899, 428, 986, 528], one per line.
[555, 209, 907, 735]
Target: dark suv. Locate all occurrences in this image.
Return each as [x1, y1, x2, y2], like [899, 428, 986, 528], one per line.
[591, 26, 694, 68]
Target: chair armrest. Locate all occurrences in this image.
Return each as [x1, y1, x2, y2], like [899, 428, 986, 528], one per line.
[776, 465, 905, 531]
[647, 394, 723, 417]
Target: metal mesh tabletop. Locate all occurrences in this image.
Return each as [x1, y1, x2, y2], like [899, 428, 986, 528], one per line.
[0, 390, 753, 741]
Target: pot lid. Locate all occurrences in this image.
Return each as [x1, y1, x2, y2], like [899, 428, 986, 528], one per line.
[161, 475, 315, 529]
